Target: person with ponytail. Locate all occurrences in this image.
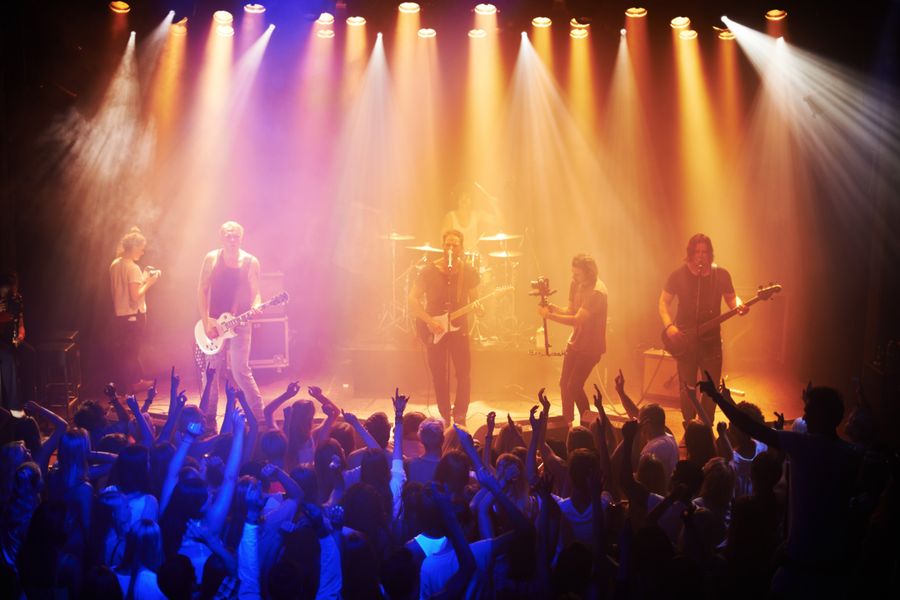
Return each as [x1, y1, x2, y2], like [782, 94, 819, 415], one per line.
[109, 226, 160, 392]
[114, 518, 166, 599]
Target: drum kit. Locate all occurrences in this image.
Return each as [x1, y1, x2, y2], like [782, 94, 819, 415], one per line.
[377, 230, 525, 343]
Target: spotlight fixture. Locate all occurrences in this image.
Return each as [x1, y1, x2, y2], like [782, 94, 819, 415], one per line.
[679, 29, 697, 40]
[347, 16, 366, 26]
[417, 28, 436, 38]
[620, 28, 626, 36]
[474, 4, 497, 16]
[109, 1, 130, 13]
[625, 7, 647, 18]
[468, 28, 486, 38]
[171, 17, 188, 35]
[244, 4, 266, 14]
[532, 17, 551, 28]
[713, 26, 735, 40]
[317, 29, 335, 39]
[213, 10, 233, 25]
[670, 16, 690, 29]
[216, 25, 235, 37]
[570, 28, 588, 39]
[317, 13, 335, 25]
[765, 9, 787, 21]
[570, 18, 590, 29]
[398, 2, 420, 13]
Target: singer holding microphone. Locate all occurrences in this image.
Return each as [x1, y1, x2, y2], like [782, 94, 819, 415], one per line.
[109, 226, 160, 392]
[408, 229, 481, 426]
[659, 233, 747, 423]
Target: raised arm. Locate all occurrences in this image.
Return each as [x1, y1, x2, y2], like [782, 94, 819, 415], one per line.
[342, 410, 381, 451]
[263, 380, 301, 430]
[140, 379, 157, 414]
[160, 422, 198, 514]
[309, 386, 340, 447]
[614, 370, 640, 420]
[126, 394, 154, 445]
[157, 391, 187, 443]
[715, 422, 734, 461]
[103, 384, 131, 432]
[24, 400, 67, 476]
[206, 411, 247, 536]
[698, 373, 779, 448]
[220, 379, 238, 435]
[483, 411, 496, 468]
[261, 463, 303, 500]
[428, 483, 477, 600]
[235, 389, 259, 463]
[526, 401, 545, 486]
[591, 386, 614, 496]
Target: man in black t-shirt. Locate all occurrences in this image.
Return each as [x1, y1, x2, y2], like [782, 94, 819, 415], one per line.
[409, 230, 480, 426]
[659, 234, 747, 422]
[538, 254, 608, 423]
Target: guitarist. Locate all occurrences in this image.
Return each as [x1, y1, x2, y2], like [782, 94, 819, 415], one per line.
[658, 233, 747, 423]
[197, 221, 264, 423]
[408, 229, 481, 426]
[537, 254, 608, 423]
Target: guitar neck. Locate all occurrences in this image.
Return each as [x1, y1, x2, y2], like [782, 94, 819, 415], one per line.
[222, 298, 276, 330]
[448, 288, 509, 321]
[697, 294, 765, 335]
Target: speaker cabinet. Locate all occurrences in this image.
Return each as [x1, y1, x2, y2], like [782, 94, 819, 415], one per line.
[642, 347, 680, 403]
[249, 318, 289, 370]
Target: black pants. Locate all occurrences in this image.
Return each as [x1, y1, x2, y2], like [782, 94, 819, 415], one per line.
[560, 348, 602, 423]
[676, 337, 723, 422]
[426, 332, 471, 425]
[0, 342, 20, 411]
[114, 313, 146, 388]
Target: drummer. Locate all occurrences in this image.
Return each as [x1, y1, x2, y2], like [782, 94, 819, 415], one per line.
[441, 182, 502, 247]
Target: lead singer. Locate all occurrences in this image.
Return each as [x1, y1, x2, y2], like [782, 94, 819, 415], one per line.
[408, 229, 480, 426]
[538, 254, 608, 423]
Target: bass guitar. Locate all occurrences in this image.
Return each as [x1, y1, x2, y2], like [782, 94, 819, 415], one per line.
[416, 285, 513, 345]
[195, 292, 290, 355]
[661, 283, 782, 358]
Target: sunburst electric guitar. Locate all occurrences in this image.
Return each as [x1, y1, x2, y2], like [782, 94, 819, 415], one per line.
[416, 285, 513, 345]
[194, 292, 290, 356]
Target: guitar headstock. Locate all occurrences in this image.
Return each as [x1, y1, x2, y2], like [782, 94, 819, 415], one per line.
[757, 283, 782, 300]
[269, 291, 290, 306]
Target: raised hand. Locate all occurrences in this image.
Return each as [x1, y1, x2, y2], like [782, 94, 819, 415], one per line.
[145, 379, 158, 404]
[614, 369, 625, 394]
[529, 405, 540, 430]
[284, 380, 301, 398]
[697, 371, 719, 399]
[621, 419, 639, 440]
[392, 388, 409, 417]
[23, 400, 40, 416]
[718, 379, 735, 405]
[537, 388, 550, 414]
[204, 365, 216, 383]
[231, 408, 247, 431]
[170, 367, 180, 398]
[321, 402, 339, 419]
[308, 386, 324, 401]
[716, 421, 728, 436]
[177, 391, 188, 408]
[261, 463, 278, 479]
[507, 413, 516, 429]
[486, 411, 497, 435]
[341, 409, 360, 427]
[453, 424, 476, 452]
[225, 380, 237, 404]
[774, 411, 785, 431]
[592, 384, 603, 413]
[103, 382, 118, 399]
[125, 394, 140, 413]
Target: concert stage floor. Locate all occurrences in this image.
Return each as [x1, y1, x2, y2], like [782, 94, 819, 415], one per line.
[147, 345, 807, 442]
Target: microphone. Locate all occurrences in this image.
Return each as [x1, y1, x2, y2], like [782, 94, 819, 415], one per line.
[447, 248, 454, 271]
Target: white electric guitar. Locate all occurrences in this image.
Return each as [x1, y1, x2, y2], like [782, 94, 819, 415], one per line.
[416, 285, 513, 345]
[194, 292, 290, 355]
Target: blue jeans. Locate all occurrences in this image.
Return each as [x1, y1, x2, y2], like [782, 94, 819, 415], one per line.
[200, 324, 263, 420]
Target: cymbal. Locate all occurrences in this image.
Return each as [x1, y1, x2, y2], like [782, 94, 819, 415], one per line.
[488, 250, 523, 259]
[479, 232, 522, 242]
[380, 232, 415, 241]
[407, 244, 443, 254]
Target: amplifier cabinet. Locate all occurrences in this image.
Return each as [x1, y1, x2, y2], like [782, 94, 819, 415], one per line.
[249, 318, 289, 370]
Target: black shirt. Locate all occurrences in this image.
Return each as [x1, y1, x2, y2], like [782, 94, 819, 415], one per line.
[664, 264, 735, 340]
[415, 262, 480, 327]
[567, 280, 608, 357]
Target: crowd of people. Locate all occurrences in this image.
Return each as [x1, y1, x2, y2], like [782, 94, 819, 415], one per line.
[0, 361, 895, 599]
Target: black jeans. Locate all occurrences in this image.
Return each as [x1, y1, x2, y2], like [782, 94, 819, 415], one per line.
[426, 332, 471, 425]
[560, 348, 602, 423]
[676, 337, 723, 422]
[114, 313, 146, 387]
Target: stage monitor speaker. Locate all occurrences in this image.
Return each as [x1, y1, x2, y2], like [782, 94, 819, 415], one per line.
[250, 318, 289, 370]
[642, 348, 680, 404]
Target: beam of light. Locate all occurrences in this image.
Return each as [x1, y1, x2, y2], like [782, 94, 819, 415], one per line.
[567, 20, 596, 134]
[240, 1, 267, 53]
[51, 31, 155, 214]
[413, 20, 445, 228]
[726, 18, 900, 225]
[465, 3, 503, 184]
[146, 11, 183, 165]
[109, 1, 129, 37]
[333, 35, 411, 282]
[531, 17, 553, 67]
[171, 17, 188, 36]
[715, 23, 742, 169]
[672, 18, 727, 237]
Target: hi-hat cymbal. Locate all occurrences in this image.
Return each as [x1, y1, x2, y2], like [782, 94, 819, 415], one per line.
[407, 244, 443, 254]
[380, 232, 415, 241]
[479, 232, 523, 242]
[488, 250, 523, 259]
